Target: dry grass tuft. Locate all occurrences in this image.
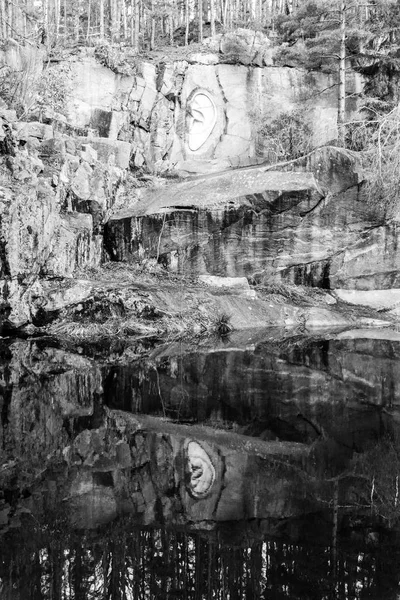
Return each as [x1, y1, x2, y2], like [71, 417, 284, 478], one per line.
[255, 282, 318, 305]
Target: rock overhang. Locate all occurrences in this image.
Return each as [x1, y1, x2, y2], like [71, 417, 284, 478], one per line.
[103, 145, 379, 287]
[108, 167, 323, 220]
[104, 166, 327, 277]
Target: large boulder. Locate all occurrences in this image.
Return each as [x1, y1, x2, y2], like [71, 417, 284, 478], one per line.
[203, 28, 273, 66]
[104, 166, 324, 277]
[105, 147, 372, 287]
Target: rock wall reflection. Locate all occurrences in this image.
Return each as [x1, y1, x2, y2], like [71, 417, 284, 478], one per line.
[2, 333, 400, 598]
[62, 410, 312, 529]
[104, 334, 400, 452]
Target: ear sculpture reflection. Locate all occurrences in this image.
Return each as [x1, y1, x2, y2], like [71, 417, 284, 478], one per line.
[185, 440, 216, 498]
[187, 91, 217, 152]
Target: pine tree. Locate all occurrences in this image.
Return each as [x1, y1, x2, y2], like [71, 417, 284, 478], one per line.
[357, 0, 400, 113]
[275, 0, 374, 146]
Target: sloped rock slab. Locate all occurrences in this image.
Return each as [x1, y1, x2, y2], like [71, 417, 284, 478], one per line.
[105, 168, 323, 277]
[115, 168, 322, 215]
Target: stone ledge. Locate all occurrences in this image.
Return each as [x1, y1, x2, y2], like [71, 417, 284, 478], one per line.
[335, 289, 400, 310]
[110, 168, 321, 218]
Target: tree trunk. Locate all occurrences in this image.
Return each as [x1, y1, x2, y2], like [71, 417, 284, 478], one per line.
[99, 0, 104, 38]
[74, 6, 79, 42]
[130, 0, 134, 44]
[184, 0, 189, 45]
[338, 0, 346, 147]
[210, 0, 215, 36]
[43, 0, 50, 45]
[5, 0, 9, 38]
[22, 0, 27, 38]
[64, 0, 67, 39]
[0, 0, 5, 39]
[15, 0, 22, 37]
[198, 0, 203, 42]
[134, 0, 140, 51]
[233, 0, 239, 26]
[86, 0, 91, 40]
[330, 480, 339, 594]
[54, 0, 60, 41]
[121, 0, 127, 40]
[8, 0, 13, 37]
[150, 0, 155, 49]
[109, 0, 114, 41]
[250, 0, 256, 22]
[169, 13, 173, 44]
[115, 0, 121, 42]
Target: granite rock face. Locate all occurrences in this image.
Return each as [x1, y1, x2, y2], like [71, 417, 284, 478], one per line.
[0, 107, 128, 326]
[105, 168, 323, 278]
[330, 223, 400, 290]
[105, 146, 385, 289]
[105, 142, 400, 292]
[65, 49, 361, 175]
[0, 41, 395, 328]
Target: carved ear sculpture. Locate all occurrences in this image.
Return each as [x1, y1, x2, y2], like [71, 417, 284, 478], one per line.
[185, 440, 216, 498]
[187, 91, 217, 152]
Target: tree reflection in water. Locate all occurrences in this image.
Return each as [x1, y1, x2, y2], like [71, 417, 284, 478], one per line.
[0, 518, 400, 599]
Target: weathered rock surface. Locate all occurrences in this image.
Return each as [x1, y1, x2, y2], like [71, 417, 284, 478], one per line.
[38, 268, 385, 337]
[0, 108, 130, 325]
[104, 143, 400, 296]
[104, 166, 323, 277]
[65, 49, 361, 175]
[105, 146, 379, 290]
[0, 42, 394, 330]
[335, 289, 400, 310]
[330, 223, 400, 290]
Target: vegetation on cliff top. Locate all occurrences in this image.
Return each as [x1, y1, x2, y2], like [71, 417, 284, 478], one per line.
[0, 0, 397, 59]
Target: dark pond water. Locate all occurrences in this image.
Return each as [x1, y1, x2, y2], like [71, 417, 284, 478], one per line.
[1, 328, 400, 599]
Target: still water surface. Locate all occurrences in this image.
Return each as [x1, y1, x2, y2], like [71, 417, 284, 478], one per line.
[1, 328, 400, 598]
